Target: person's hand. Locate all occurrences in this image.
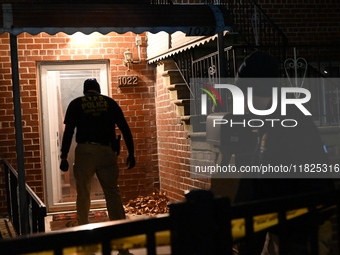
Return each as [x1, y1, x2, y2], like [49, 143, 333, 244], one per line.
[60, 159, 69, 172]
[126, 154, 135, 169]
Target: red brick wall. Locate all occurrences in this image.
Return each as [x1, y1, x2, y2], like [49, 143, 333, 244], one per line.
[0, 34, 14, 215]
[256, 0, 340, 45]
[0, 32, 159, 215]
[155, 63, 210, 202]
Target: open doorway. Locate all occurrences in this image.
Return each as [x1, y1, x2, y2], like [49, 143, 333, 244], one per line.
[39, 61, 109, 211]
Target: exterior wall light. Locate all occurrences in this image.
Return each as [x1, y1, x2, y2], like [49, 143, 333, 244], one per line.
[124, 48, 134, 71]
[123, 35, 142, 71]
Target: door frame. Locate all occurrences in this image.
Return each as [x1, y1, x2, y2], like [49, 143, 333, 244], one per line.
[38, 60, 110, 212]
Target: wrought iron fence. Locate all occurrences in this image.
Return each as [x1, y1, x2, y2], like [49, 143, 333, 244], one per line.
[172, 0, 291, 131]
[0, 189, 338, 255]
[230, 0, 288, 47]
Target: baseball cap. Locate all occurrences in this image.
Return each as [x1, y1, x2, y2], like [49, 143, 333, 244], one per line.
[83, 78, 101, 93]
[235, 51, 279, 97]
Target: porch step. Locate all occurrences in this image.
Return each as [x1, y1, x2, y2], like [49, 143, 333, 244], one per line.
[162, 70, 184, 84]
[161, 59, 191, 132]
[173, 99, 191, 116]
[180, 115, 191, 129]
[167, 83, 190, 100]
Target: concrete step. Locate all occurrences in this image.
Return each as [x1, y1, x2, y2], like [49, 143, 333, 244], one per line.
[162, 70, 185, 84]
[167, 83, 190, 100]
[0, 218, 16, 239]
[173, 99, 191, 116]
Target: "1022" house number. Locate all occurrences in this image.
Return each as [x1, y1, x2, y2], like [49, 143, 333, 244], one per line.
[118, 76, 138, 86]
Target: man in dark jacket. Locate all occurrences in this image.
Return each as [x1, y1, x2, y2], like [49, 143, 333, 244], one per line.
[60, 78, 135, 227]
[234, 51, 334, 254]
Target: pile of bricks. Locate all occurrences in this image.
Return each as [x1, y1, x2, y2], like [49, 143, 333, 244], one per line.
[124, 190, 169, 216]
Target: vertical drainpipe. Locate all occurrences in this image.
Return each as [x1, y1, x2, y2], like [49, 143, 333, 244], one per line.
[10, 34, 28, 235]
[4, 3, 28, 235]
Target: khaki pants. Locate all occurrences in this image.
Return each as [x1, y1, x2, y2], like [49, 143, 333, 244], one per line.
[73, 143, 125, 225]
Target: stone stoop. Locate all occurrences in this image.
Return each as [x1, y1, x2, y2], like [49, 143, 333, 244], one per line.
[0, 218, 17, 239]
[162, 59, 191, 130]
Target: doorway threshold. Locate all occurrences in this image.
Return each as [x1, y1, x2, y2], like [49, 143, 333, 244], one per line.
[45, 208, 109, 232]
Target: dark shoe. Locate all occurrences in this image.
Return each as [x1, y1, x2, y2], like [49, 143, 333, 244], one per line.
[117, 249, 133, 255]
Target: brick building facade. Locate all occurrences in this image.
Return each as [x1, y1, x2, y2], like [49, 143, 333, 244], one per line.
[155, 60, 210, 201]
[0, 31, 160, 214]
[257, 0, 340, 45]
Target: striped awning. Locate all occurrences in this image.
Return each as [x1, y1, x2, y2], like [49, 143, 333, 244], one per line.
[147, 31, 230, 63]
[1, 3, 233, 35]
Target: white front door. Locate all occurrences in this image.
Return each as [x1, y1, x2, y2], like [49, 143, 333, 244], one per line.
[40, 62, 109, 211]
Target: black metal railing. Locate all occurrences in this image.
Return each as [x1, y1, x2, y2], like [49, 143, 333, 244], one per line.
[173, 0, 288, 82]
[1, 157, 46, 235]
[230, 0, 288, 47]
[0, 189, 338, 255]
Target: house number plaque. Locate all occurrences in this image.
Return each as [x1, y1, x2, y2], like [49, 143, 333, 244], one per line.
[118, 76, 138, 86]
[186, 26, 215, 36]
